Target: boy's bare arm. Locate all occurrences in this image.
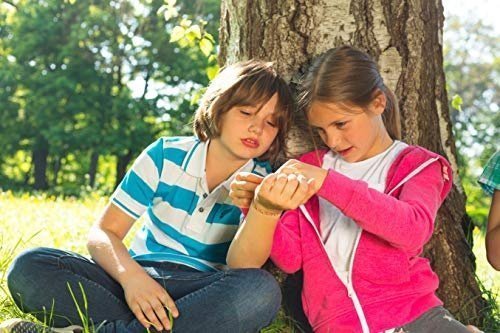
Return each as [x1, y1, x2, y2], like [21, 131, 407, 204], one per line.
[227, 173, 313, 268]
[227, 173, 280, 268]
[486, 190, 500, 270]
[87, 203, 137, 282]
[87, 203, 178, 331]
[227, 201, 282, 268]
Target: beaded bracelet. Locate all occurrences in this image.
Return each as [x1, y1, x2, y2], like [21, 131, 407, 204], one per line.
[251, 200, 283, 217]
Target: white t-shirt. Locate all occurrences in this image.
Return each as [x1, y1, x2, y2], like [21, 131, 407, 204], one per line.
[319, 141, 408, 285]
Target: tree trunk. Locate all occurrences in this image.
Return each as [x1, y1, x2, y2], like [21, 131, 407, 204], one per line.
[114, 150, 133, 190]
[52, 156, 61, 186]
[88, 151, 99, 188]
[32, 137, 49, 190]
[220, 0, 487, 325]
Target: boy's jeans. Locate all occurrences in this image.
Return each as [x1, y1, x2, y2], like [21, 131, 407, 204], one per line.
[7, 247, 281, 333]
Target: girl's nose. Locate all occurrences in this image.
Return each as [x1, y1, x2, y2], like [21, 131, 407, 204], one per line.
[326, 131, 341, 149]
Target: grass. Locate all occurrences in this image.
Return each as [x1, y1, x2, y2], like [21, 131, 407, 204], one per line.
[0, 191, 107, 326]
[472, 227, 499, 297]
[0, 190, 498, 332]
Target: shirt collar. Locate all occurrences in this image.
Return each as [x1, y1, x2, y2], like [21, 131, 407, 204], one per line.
[182, 139, 206, 178]
[183, 139, 255, 189]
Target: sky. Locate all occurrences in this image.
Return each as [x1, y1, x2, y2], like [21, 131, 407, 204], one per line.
[443, 0, 500, 34]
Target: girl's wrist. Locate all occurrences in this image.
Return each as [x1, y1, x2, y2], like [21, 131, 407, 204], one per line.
[316, 169, 328, 190]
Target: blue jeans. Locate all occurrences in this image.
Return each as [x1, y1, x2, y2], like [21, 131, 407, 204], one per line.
[7, 247, 281, 333]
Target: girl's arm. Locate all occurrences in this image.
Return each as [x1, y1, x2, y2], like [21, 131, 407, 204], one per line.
[318, 161, 446, 251]
[279, 158, 449, 252]
[87, 203, 178, 331]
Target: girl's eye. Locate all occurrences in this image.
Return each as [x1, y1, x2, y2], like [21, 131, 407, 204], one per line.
[266, 121, 276, 127]
[240, 110, 251, 116]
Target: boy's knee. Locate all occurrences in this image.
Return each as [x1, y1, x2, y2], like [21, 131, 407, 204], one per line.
[7, 247, 55, 292]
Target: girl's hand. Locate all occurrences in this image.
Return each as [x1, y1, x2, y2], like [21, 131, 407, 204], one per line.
[121, 271, 178, 331]
[277, 159, 328, 193]
[229, 172, 264, 208]
[254, 173, 315, 213]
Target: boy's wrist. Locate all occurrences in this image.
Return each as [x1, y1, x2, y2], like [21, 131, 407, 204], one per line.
[252, 197, 283, 217]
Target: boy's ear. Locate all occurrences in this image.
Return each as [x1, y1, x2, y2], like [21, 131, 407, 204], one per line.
[370, 92, 386, 115]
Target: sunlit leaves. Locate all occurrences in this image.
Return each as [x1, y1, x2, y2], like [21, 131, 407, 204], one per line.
[170, 25, 185, 43]
[158, 0, 178, 21]
[206, 64, 219, 80]
[451, 94, 463, 112]
[199, 37, 213, 57]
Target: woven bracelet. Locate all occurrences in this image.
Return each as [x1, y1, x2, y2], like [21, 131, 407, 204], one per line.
[251, 201, 282, 217]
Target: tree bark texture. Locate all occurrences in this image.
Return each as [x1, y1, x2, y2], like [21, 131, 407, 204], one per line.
[114, 150, 133, 190]
[220, 0, 487, 325]
[32, 137, 49, 190]
[88, 151, 99, 188]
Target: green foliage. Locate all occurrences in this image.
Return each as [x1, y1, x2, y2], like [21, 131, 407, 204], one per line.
[463, 171, 491, 230]
[444, 15, 499, 230]
[444, 15, 499, 167]
[0, 0, 221, 195]
[451, 94, 463, 112]
[165, 1, 220, 103]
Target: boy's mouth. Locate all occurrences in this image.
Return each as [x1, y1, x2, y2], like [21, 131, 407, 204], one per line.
[241, 138, 260, 148]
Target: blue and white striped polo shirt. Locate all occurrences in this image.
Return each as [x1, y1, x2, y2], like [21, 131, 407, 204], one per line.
[111, 136, 272, 271]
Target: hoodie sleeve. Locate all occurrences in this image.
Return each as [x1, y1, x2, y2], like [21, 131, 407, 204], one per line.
[317, 158, 451, 252]
[270, 209, 303, 274]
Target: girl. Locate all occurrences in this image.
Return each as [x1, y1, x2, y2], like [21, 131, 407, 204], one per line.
[227, 46, 472, 333]
[3, 60, 293, 333]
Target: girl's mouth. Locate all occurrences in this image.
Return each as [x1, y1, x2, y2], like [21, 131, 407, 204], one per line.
[337, 147, 353, 157]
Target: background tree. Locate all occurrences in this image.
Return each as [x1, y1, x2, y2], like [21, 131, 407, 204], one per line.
[445, 15, 499, 166]
[219, 0, 490, 326]
[444, 15, 500, 229]
[0, 0, 219, 194]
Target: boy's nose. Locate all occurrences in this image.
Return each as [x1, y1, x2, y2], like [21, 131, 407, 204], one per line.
[249, 120, 264, 134]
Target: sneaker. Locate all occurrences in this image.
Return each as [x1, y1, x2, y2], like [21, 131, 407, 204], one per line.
[0, 319, 82, 333]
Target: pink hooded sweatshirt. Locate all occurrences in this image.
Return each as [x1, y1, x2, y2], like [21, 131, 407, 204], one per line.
[270, 146, 453, 333]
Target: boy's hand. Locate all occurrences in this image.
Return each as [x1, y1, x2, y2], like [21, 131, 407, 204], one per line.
[121, 271, 178, 331]
[229, 172, 264, 208]
[277, 159, 328, 193]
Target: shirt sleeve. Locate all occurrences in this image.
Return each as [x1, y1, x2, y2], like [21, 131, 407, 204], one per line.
[111, 138, 165, 219]
[317, 159, 448, 252]
[478, 151, 500, 196]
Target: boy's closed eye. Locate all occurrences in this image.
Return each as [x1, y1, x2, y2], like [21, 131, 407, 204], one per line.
[239, 109, 276, 127]
[240, 109, 252, 116]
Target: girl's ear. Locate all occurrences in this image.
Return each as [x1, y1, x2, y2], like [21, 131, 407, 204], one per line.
[370, 92, 387, 115]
